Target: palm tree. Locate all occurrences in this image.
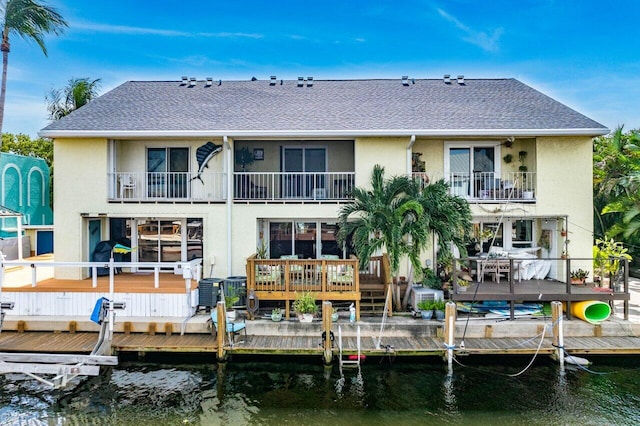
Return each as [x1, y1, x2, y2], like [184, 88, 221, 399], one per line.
[337, 165, 472, 311]
[46, 77, 101, 120]
[593, 126, 640, 239]
[0, 0, 67, 139]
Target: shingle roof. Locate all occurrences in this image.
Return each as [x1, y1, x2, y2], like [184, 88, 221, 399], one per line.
[39, 78, 608, 137]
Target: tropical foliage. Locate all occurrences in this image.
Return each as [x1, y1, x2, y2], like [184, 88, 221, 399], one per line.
[46, 77, 101, 119]
[593, 126, 640, 264]
[1, 132, 52, 165]
[0, 0, 67, 137]
[337, 165, 472, 310]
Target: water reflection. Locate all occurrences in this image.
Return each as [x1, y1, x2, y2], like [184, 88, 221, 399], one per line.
[0, 356, 639, 425]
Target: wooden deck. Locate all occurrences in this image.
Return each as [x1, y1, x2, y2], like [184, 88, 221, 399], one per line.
[4, 272, 189, 293]
[460, 336, 640, 356]
[3, 329, 640, 358]
[451, 280, 629, 303]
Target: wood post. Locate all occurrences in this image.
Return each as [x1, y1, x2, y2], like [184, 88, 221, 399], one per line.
[322, 301, 333, 365]
[216, 302, 227, 362]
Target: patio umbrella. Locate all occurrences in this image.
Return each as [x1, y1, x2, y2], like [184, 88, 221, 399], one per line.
[191, 141, 222, 184]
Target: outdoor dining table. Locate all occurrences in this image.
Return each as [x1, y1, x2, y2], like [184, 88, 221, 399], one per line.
[476, 257, 522, 283]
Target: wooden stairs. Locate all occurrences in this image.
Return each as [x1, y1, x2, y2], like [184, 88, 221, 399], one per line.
[359, 283, 387, 316]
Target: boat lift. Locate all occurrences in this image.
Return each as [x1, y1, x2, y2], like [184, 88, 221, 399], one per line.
[0, 298, 125, 389]
[0, 252, 126, 389]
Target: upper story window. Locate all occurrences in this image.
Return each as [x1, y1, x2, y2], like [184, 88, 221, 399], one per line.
[147, 147, 190, 198]
[445, 142, 501, 198]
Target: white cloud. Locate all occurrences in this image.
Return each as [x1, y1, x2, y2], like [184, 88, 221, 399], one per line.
[3, 95, 50, 137]
[71, 21, 262, 39]
[436, 8, 503, 53]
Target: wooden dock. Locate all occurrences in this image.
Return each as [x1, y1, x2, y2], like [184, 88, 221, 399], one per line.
[2, 325, 640, 359]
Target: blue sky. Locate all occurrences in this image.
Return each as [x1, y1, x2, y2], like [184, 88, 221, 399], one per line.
[4, 0, 640, 138]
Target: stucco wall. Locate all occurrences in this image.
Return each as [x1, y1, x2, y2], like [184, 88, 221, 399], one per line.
[354, 137, 408, 186]
[535, 136, 593, 261]
[53, 134, 595, 280]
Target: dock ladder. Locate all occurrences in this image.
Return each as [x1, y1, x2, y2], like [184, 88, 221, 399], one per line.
[338, 325, 362, 372]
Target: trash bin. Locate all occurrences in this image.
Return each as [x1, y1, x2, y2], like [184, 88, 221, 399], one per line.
[224, 276, 247, 307]
[198, 278, 223, 311]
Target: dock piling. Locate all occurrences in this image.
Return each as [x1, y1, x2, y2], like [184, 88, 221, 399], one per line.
[322, 301, 334, 365]
[216, 302, 228, 362]
[444, 301, 456, 373]
[551, 301, 565, 370]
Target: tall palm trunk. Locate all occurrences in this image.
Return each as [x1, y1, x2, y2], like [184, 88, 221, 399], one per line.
[0, 38, 8, 146]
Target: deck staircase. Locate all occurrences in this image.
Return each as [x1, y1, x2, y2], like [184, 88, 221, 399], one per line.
[357, 254, 391, 316]
[359, 282, 387, 316]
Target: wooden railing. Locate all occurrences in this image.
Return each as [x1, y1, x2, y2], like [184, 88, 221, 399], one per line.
[246, 255, 361, 319]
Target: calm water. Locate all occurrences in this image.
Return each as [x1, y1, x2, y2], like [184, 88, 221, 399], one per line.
[0, 354, 639, 425]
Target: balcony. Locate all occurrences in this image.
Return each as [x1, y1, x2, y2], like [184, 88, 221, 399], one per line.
[414, 171, 536, 202]
[234, 172, 355, 201]
[109, 171, 355, 202]
[109, 172, 226, 202]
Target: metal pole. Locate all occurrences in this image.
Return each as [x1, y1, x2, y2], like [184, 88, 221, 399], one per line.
[551, 301, 564, 370]
[444, 301, 456, 373]
[108, 252, 115, 335]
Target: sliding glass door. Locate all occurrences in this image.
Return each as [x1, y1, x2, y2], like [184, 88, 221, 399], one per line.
[448, 145, 497, 197]
[282, 147, 326, 198]
[147, 147, 189, 198]
[268, 220, 350, 259]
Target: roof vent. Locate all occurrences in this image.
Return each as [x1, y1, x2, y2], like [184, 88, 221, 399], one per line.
[297, 77, 304, 87]
[251, 76, 257, 81]
[307, 76, 313, 87]
[270, 75, 277, 86]
[218, 79, 222, 86]
[189, 77, 197, 87]
[443, 74, 451, 84]
[181, 76, 188, 85]
[457, 75, 465, 85]
[401, 76, 409, 86]
[205, 77, 213, 87]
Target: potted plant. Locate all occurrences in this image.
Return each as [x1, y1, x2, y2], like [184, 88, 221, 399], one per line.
[433, 300, 447, 321]
[235, 146, 254, 171]
[225, 289, 240, 320]
[593, 238, 632, 287]
[416, 300, 434, 319]
[456, 279, 469, 292]
[293, 292, 318, 323]
[420, 267, 442, 290]
[256, 240, 268, 259]
[331, 307, 339, 322]
[270, 308, 283, 322]
[570, 269, 589, 284]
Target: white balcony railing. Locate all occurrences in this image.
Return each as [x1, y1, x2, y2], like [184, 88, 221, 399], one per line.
[234, 172, 355, 201]
[413, 171, 536, 201]
[109, 172, 227, 201]
[109, 172, 355, 202]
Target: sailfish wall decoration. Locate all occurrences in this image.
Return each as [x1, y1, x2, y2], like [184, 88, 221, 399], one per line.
[191, 142, 223, 184]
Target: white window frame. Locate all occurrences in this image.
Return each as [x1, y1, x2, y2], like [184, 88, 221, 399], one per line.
[443, 141, 502, 178]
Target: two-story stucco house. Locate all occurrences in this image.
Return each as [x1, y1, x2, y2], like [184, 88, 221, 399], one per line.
[39, 75, 607, 284]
